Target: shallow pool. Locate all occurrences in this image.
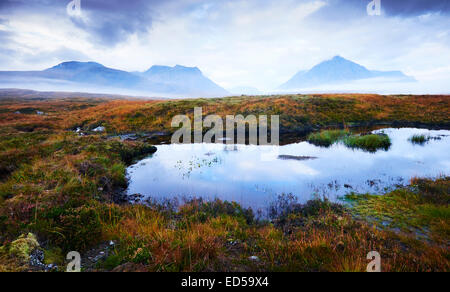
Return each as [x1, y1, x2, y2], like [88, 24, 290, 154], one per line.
[126, 128, 450, 211]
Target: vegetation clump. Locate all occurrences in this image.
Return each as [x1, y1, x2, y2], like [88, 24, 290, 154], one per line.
[409, 134, 442, 145]
[343, 133, 392, 152]
[345, 177, 449, 244]
[307, 129, 392, 152]
[410, 134, 427, 144]
[8, 233, 40, 263]
[307, 129, 350, 147]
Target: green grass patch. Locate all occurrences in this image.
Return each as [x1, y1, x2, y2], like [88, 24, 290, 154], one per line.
[409, 134, 431, 145]
[307, 130, 350, 147]
[345, 177, 450, 243]
[307, 130, 391, 152]
[344, 134, 392, 152]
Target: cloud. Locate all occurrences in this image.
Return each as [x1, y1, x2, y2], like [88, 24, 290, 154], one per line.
[0, 0, 169, 46]
[382, 0, 450, 16]
[69, 0, 169, 46]
[0, 0, 449, 94]
[316, 0, 450, 18]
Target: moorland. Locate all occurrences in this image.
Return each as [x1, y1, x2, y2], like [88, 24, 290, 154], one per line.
[0, 93, 448, 272]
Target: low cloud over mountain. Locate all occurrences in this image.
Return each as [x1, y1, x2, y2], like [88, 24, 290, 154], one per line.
[0, 61, 229, 98]
[279, 56, 415, 90]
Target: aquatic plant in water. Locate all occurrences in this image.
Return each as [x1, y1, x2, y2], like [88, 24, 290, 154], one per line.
[307, 130, 350, 147]
[409, 134, 431, 145]
[307, 129, 391, 152]
[344, 134, 392, 152]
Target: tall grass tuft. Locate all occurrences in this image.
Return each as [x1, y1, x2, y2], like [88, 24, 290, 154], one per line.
[344, 134, 391, 152]
[410, 134, 430, 145]
[307, 130, 350, 147]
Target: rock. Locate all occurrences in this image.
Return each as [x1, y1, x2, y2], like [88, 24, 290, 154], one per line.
[248, 256, 260, 262]
[93, 254, 106, 262]
[45, 264, 58, 272]
[9, 233, 40, 263]
[30, 249, 45, 268]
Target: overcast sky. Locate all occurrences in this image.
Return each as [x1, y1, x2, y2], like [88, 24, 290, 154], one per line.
[0, 0, 449, 91]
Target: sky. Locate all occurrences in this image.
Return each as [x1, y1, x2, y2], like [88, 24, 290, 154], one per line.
[0, 0, 449, 92]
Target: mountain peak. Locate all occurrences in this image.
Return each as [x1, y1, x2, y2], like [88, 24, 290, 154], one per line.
[47, 61, 105, 71]
[0, 61, 229, 97]
[279, 56, 411, 90]
[325, 56, 358, 66]
[331, 55, 344, 61]
[145, 65, 202, 75]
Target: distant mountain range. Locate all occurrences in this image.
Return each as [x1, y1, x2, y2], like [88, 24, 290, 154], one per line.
[0, 57, 417, 97]
[0, 62, 229, 97]
[279, 56, 415, 90]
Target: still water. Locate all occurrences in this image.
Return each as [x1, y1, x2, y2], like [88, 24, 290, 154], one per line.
[126, 128, 450, 210]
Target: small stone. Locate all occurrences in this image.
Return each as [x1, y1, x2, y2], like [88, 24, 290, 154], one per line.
[249, 256, 260, 262]
[45, 264, 58, 272]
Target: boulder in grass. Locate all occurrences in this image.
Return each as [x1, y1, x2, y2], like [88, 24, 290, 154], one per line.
[9, 233, 40, 263]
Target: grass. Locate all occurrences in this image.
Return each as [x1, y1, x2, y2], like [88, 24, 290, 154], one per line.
[345, 177, 449, 244]
[410, 134, 432, 145]
[307, 129, 392, 152]
[411, 134, 427, 144]
[0, 94, 448, 272]
[0, 94, 449, 137]
[54, 94, 450, 134]
[344, 134, 392, 152]
[307, 129, 350, 147]
[92, 186, 448, 272]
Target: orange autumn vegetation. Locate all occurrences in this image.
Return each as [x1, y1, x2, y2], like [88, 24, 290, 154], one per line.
[0, 94, 448, 135]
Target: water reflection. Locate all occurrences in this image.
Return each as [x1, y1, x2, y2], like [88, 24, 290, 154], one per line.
[127, 128, 450, 210]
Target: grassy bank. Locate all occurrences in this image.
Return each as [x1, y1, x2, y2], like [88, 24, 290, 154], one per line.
[2, 94, 449, 136]
[345, 177, 449, 245]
